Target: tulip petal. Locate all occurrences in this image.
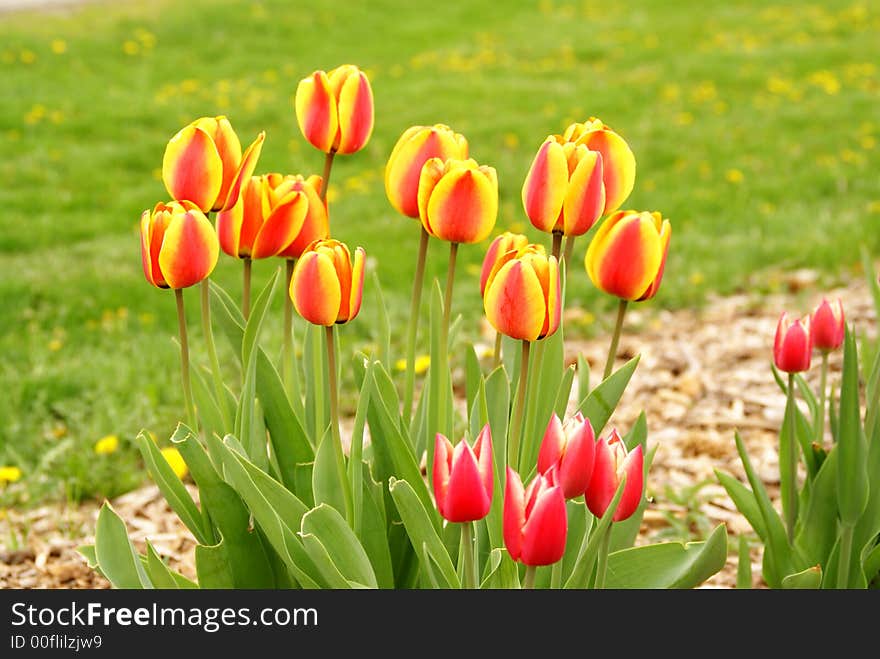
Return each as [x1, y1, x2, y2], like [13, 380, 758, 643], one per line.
[537, 414, 565, 476]
[543, 255, 561, 338]
[278, 176, 330, 259]
[636, 217, 671, 301]
[291, 251, 342, 326]
[162, 125, 223, 212]
[473, 424, 494, 501]
[346, 247, 366, 323]
[585, 437, 617, 519]
[586, 212, 662, 301]
[158, 209, 219, 289]
[140, 207, 169, 288]
[443, 440, 491, 522]
[425, 166, 498, 243]
[520, 484, 567, 566]
[432, 434, 454, 518]
[577, 128, 636, 214]
[503, 468, 525, 562]
[562, 150, 605, 236]
[193, 116, 243, 211]
[615, 444, 644, 522]
[522, 139, 568, 233]
[417, 157, 446, 228]
[484, 259, 546, 341]
[220, 131, 265, 212]
[335, 70, 374, 155]
[558, 419, 595, 500]
[295, 71, 339, 153]
[251, 192, 308, 259]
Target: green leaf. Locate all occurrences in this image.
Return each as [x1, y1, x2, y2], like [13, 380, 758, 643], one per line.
[715, 470, 767, 539]
[794, 374, 819, 429]
[611, 434, 654, 552]
[795, 446, 839, 567]
[349, 359, 374, 537]
[389, 477, 460, 589]
[465, 344, 482, 416]
[312, 428, 345, 513]
[853, 423, 880, 566]
[736, 536, 752, 589]
[77, 545, 99, 571]
[135, 431, 211, 546]
[521, 324, 566, 471]
[301, 504, 377, 589]
[357, 463, 395, 588]
[554, 366, 576, 419]
[484, 365, 510, 550]
[195, 539, 234, 589]
[605, 524, 728, 589]
[837, 328, 869, 525]
[781, 565, 822, 589]
[564, 478, 626, 588]
[480, 548, 520, 589]
[577, 353, 590, 410]
[560, 499, 592, 585]
[372, 272, 391, 365]
[144, 542, 197, 589]
[190, 364, 228, 441]
[578, 356, 639, 434]
[426, 280, 453, 477]
[862, 543, 880, 584]
[95, 503, 152, 589]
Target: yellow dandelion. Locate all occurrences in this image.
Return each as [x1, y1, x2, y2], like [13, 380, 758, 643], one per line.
[20, 49, 36, 64]
[579, 311, 595, 326]
[122, 40, 140, 56]
[50, 39, 67, 54]
[94, 434, 119, 455]
[161, 447, 188, 479]
[860, 135, 876, 150]
[867, 201, 880, 214]
[661, 84, 680, 101]
[48, 338, 63, 352]
[689, 271, 705, 286]
[49, 110, 65, 124]
[676, 112, 694, 126]
[0, 466, 22, 484]
[725, 168, 744, 184]
[503, 132, 519, 149]
[394, 355, 431, 374]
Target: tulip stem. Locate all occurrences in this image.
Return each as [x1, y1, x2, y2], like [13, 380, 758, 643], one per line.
[326, 324, 353, 526]
[562, 235, 576, 272]
[403, 227, 430, 424]
[783, 373, 798, 543]
[816, 351, 829, 448]
[603, 299, 628, 380]
[242, 258, 252, 320]
[319, 150, 336, 204]
[523, 565, 537, 590]
[595, 524, 612, 589]
[550, 560, 562, 589]
[200, 280, 232, 431]
[282, 260, 301, 406]
[493, 331, 503, 369]
[312, 324, 325, 447]
[460, 522, 478, 589]
[444, 242, 459, 332]
[551, 231, 563, 260]
[508, 340, 531, 471]
[837, 523, 854, 589]
[174, 289, 198, 432]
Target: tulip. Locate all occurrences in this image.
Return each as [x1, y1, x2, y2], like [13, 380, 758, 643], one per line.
[522, 137, 605, 238]
[216, 173, 310, 260]
[586, 210, 671, 302]
[162, 117, 264, 212]
[432, 425, 493, 523]
[561, 117, 636, 215]
[479, 232, 530, 296]
[385, 124, 469, 218]
[483, 245, 560, 342]
[417, 158, 498, 244]
[277, 175, 330, 259]
[140, 200, 219, 290]
[811, 298, 844, 353]
[503, 467, 568, 568]
[295, 64, 374, 155]
[773, 313, 811, 373]
[290, 239, 365, 326]
[585, 429, 644, 522]
[537, 412, 596, 500]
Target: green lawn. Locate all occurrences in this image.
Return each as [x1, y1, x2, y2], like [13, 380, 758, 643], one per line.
[1, 0, 878, 505]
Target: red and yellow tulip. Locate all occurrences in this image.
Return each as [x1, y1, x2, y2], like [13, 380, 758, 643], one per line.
[162, 117, 265, 212]
[585, 429, 644, 522]
[385, 124, 469, 218]
[522, 137, 605, 237]
[537, 412, 596, 500]
[295, 64, 374, 155]
[290, 239, 365, 326]
[140, 200, 219, 289]
[277, 175, 330, 259]
[774, 313, 812, 373]
[432, 425, 494, 523]
[417, 158, 498, 244]
[479, 232, 529, 295]
[561, 118, 636, 215]
[585, 210, 671, 302]
[483, 244, 561, 341]
[503, 467, 568, 566]
[811, 298, 844, 353]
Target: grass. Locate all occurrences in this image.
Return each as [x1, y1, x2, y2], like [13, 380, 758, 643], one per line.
[1, 0, 878, 506]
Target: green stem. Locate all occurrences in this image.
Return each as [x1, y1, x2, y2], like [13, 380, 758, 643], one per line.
[319, 150, 336, 204]
[523, 565, 537, 589]
[200, 280, 231, 431]
[562, 234, 576, 272]
[403, 226, 430, 424]
[443, 242, 459, 333]
[550, 559, 562, 589]
[594, 523, 612, 589]
[603, 299, 628, 380]
[461, 522, 478, 589]
[817, 351, 829, 447]
[551, 231, 563, 260]
[282, 259, 300, 405]
[837, 524, 854, 589]
[492, 331, 502, 369]
[312, 324, 325, 445]
[784, 373, 798, 543]
[326, 325, 353, 525]
[174, 288, 198, 431]
[242, 257, 252, 320]
[508, 340, 531, 470]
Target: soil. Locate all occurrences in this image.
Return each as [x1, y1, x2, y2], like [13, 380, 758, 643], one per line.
[1, 270, 875, 589]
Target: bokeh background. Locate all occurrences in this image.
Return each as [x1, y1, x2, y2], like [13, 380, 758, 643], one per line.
[1, 0, 878, 506]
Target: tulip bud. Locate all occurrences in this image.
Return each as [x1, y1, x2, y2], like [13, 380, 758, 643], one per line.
[417, 158, 498, 244]
[290, 239, 365, 326]
[561, 117, 636, 215]
[585, 430, 644, 522]
[585, 209, 671, 302]
[522, 137, 605, 237]
[385, 124, 469, 218]
[503, 467, 567, 566]
[774, 313, 812, 373]
[295, 64, 374, 155]
[537, 412, 596, 500]
[483, 245, 561, 341]
[216, 173, 309, 260]
[277, 175, 330, 259]
[140, 200, 219, 290]
[811, 298, 844, 353]
[480, 232, 529, 295]
[162, 117, 264, 212]
[432, 425, 493, 523]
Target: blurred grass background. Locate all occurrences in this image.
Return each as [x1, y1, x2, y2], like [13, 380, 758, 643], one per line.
[1, 0, 878, 505]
